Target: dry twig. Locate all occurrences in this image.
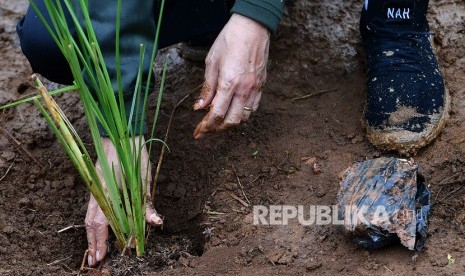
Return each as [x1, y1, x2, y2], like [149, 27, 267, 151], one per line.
[0, 127, 44, 169]
[77, 250, 89, 276]
[146, 85, 200, 242]
[0, 154, 16, 182]
[57, 224, 85, 233]
[292, 88, 337, 101]
[229, 192, 249, 208]
[151, 85, 200, 202]
[232, 165, 251, 206]
[46, 255, 72, 266]
[440, 185, 465, 202]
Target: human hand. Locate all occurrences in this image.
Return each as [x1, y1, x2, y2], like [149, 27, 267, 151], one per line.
[193, 13, 270, 138]
[85, 137, 163, 266]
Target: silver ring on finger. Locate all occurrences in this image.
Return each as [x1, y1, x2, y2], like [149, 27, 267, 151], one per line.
[243, 106, 253, 112]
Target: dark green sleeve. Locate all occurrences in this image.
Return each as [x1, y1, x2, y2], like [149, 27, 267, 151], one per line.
[74, 0, 156, 136]
[230, 0, 285, 33]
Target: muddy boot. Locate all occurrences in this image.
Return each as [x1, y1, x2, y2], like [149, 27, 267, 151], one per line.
[360, 0, 450, 156]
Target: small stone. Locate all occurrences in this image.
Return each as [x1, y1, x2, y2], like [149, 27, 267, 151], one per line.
[27, 183, 35, 191]
[269, 167, 277, 176]
[63, 175, 75, 188]
[277, 254, 293, 265]
[218, 170, 235, 182]
[18, 197, 30, 207]
[51, 181, 61, 189]
[351, 135, 363, 144]
[178, 256, 189, 267]
[306, 258, 322, 271]
[266, 249, 294, 264]
[0, 151, 15, 162]
[2, 225, 14, 234]
[188, 258, 199, 268]
[210, 236, 221, 246]
[224, 182, 238, 191]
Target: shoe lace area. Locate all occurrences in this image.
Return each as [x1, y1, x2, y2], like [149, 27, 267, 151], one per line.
[365, 31, 435, 74]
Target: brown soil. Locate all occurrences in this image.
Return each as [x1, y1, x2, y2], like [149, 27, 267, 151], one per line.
[1, 0, 465, 275]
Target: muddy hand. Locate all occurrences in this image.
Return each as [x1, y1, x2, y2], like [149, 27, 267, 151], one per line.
[193, 13, 270, 139]
[85, 137, 163, 267]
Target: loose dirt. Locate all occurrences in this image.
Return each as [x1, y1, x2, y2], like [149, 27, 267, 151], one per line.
[1, 0, 465, 275]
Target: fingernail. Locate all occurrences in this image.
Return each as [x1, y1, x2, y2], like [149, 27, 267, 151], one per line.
[150, 214, 163, 225]
[96, 250, 101, 261]
[194, 99, 204, 110]
[88, 255, 93, 266]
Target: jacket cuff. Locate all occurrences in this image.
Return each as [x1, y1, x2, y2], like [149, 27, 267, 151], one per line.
[231, 0, 285, 34]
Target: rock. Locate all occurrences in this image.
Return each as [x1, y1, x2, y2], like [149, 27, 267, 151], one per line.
[224, 182, 238, 191]
[277, 254, 293, 265]
[27, 183, 35, 191]
[63, 175, 75, 188]
[18, 197, 30, 207]
[267, 250, 285, 264]
[33, 199, 50, 212]
[2, 225, 14, 234]
[269, 167, 277, 176]
[306, 258, 322, 271]
[210, 236, 221, 246]
[188, 257, 199, 268]
[51, 181, 61, 189]
[351, 135, 363, 144]
[218, 170, 235, 182]
[266, 249, 293, 265]
[178, 256, 189, 267]
[0, 151, 15, 162]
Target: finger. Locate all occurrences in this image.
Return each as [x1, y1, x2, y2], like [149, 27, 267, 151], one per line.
[194, 54, 219, 110]
[241, 89, 258, 122]
[94, 208, 109, 263]
[193, 112, 214, 139]
[85, 195, 98, 266]
[218, 72, 257, 129]
[252, 89, 262, 111]
[193, 77, 238, 138]
[146, 202, 164, 226]
[194, 82, 215, 110]
[219, 89, 251, 130]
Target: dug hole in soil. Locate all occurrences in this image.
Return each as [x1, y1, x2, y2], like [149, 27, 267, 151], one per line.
[1, 0, 465, 275]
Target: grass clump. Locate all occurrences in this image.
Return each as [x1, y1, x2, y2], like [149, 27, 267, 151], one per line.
[1, 0, 167, 256]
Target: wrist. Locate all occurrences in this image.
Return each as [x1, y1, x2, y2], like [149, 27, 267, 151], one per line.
[230, 13, 271, 37]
